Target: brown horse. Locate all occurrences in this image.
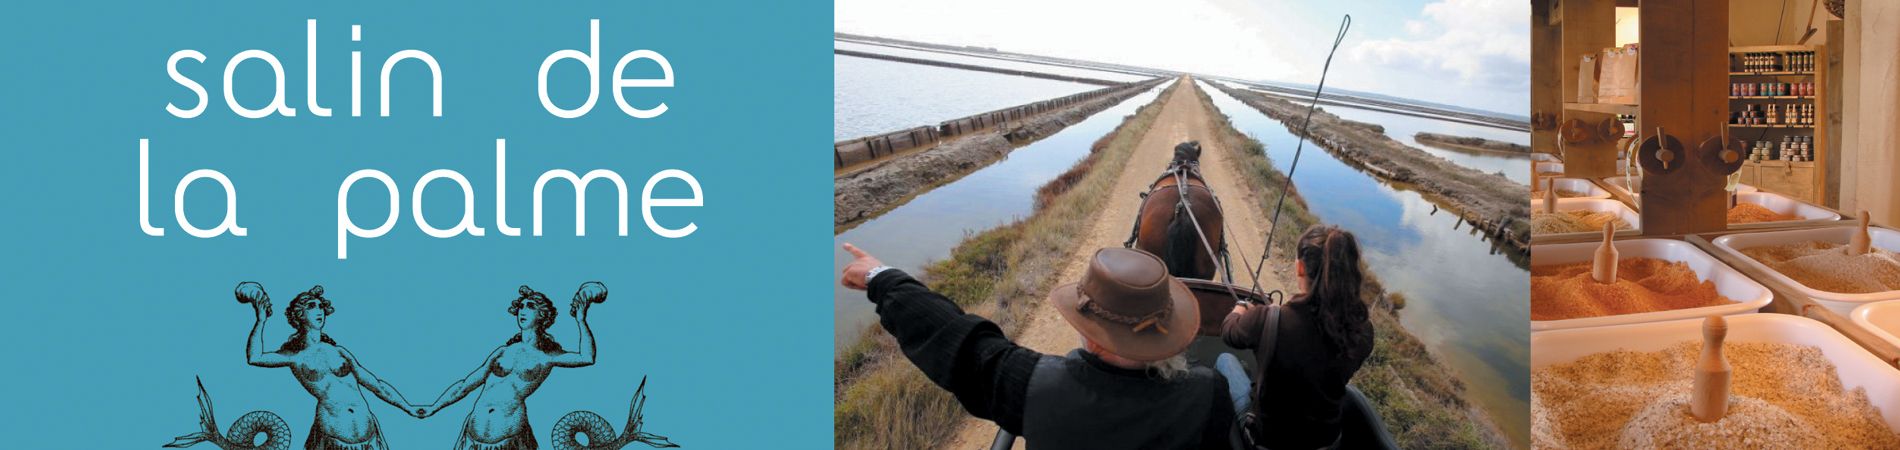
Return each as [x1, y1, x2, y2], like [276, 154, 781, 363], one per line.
[1125, 141, 1229, 281]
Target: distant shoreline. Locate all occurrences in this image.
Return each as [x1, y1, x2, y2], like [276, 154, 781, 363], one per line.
[1415, 132, 1533, 155]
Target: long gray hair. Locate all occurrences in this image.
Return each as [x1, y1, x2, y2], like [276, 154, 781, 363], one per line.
[1080, 333, 1191, 380]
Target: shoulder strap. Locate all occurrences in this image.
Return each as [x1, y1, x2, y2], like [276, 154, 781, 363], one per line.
[1255, 305, 1283, 386]
[1254, 305, 1284, 400]
[1237, 305, 1284, 450]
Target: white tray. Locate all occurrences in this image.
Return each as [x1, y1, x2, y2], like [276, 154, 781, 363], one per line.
[1599, 175, 1756, 202]
[1531, 198, 1642, 240]
[1712, 226, 1900, 316]
[1852, 301, 1900, 355]
[1535, 161, 1565, 175]
[1731, 191, 1841, 225]
[1535, 177, 1611, 199]
[1532, 314, 1900, 431]
[1531, 239, 1772, 331]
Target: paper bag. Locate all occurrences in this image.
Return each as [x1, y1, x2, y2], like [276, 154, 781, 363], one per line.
[1577, 53, 1599, 104]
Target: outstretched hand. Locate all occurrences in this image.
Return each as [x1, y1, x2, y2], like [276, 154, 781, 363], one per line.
[235, 282, 271, 319]
[840, 243, 883, 291]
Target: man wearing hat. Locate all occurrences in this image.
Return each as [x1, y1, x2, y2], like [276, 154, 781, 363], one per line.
[841, 243, 1235, 449]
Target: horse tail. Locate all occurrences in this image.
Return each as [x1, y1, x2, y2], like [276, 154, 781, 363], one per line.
[1165, 202, 1200, 278]
[166, 377, 292, 450]
[551, 376, 680, 450]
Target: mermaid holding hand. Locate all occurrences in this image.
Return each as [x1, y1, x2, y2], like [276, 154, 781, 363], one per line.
[169, 282, 675, 450]
[239, 283, 418, 450]
[412, 284, 603, 449]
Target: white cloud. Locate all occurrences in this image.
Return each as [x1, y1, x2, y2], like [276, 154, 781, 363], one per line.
[1342, 0, 1529, 113]
[837, 0, 1531, 115]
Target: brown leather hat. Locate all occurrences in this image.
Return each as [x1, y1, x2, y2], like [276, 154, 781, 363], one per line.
[1048, 248, 1200, 362]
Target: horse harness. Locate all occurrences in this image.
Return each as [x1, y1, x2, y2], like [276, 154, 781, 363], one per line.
[1123, 160, 1232, 281]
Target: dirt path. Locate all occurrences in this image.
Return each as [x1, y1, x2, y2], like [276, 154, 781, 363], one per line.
[942, 78, 1290, 449]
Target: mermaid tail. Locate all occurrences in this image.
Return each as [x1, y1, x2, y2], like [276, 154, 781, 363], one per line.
[551, 377, 679, 450]
[165, 377, 293, 450]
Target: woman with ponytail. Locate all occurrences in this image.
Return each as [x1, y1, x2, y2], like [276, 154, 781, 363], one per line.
[1219, 225, 1375, 449]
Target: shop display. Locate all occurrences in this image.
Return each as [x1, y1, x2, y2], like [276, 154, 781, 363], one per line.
[1533, 210, 1632, 235]
[1531, 257, 1731, 321]
[1532, 341, 1900, 449]
[1532, 188, 1591, 199]
[1736, 51, 1816, 73]
[1726, 203, 1800, 224]
[1740, 240, 1900, 294]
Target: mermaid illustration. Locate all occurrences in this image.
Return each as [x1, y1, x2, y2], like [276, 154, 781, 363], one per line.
[175, 283, 421, 450]
[415, 282, 677, 450]
[168, 281, 677, 450]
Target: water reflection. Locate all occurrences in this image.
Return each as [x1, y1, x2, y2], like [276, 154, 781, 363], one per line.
[1199, 81, 1531, 446]
[833, 82, 1172, 345]
[1241, 84, 1534, 186]
[835, 55, 1101, 141]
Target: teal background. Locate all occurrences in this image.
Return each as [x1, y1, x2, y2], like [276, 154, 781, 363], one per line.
[0, 1, 832, 448]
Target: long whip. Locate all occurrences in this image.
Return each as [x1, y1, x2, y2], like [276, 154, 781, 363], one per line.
[1251, 14, 1351, 285]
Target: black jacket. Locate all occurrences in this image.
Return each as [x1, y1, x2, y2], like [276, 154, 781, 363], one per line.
[1222, 298, 1373, 449]
[868, 269, 1235, 450]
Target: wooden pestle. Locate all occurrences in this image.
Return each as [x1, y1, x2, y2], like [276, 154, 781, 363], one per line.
[1592, 222, 1618, 284]
[1691, 315, 1732, 423]
[1850, 211, 1873, 256]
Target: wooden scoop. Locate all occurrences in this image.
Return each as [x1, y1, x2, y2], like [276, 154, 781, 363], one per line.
[1542, 178, 1558, 214]
[1725, 172, 1741, 210]
[1592, 222, 1618, 284]
[1850, 211, 1873, 256]
[1691, 315, 1732, 423]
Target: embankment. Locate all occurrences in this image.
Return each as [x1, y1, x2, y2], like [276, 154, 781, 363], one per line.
[834, 49, 1122, 86]
[834, 79, 1162, 231]
[833, 79, 1181, 450]
[1209, 81, 1531, 254]
[1226, 79, 1531, 132]
[1415, 132, 1532, 154]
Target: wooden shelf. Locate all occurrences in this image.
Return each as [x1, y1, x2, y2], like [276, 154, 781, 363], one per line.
[1564, 102, 1637, 115]
[1728, 71, 1814, 76]
[1729, 45, 1820, 53]
[1727, 43, 1828, 206]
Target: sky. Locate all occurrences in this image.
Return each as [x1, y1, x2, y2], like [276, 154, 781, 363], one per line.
[835, 0, 1530, 116]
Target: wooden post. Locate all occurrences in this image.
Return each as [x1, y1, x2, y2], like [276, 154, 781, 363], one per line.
[1825, 18, 1844, 208]
[1533, 1, 1562, 156]
[1560, 0, 1619, 178]
[1637, 0, 1730, 236]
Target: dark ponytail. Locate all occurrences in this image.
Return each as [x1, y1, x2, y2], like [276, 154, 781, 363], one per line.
[1296, 226, 1372, 361]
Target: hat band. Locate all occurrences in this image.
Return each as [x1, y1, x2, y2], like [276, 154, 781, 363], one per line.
[1075, 286, 1173, 335]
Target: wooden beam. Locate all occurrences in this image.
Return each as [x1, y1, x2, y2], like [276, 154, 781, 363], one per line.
[1825, 19, 1843, 208]
[1533, 1, 1563, 156]
[1636, 0, 1729, 236]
